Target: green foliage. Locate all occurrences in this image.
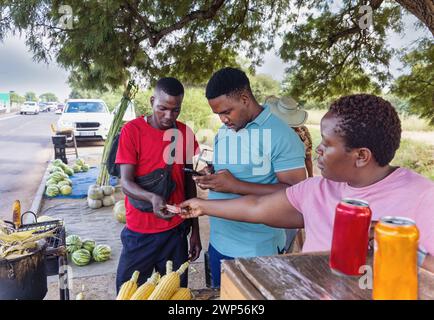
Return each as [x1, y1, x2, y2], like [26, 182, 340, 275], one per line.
[0, 0, 290, 89]
[392, 40, 434, 125]
[10, 92, 25, 104]
[24, 91, 37, 101]
[249, 73, 281, 103]
[39, 92, 58, 102]
[280, 0, 402, 102]
[391, 139, 434, 180]
[3, 1, 432, 122]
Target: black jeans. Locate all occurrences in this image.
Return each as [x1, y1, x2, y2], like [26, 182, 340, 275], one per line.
[115, 222, 190, 292]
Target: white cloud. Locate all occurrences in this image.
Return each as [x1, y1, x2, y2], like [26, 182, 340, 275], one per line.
[0, 35, 71, 101]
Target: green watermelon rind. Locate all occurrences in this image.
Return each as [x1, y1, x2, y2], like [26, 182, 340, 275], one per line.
[71, 249, 92, 266]
[92, 244, 111, 262]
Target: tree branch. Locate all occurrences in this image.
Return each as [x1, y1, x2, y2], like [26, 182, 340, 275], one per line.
[395, 0, 434, 36]
[327, 0, 384, 47]
[151, 0, 226, 47]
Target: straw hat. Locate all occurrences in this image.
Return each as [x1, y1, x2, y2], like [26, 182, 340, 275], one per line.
[264, 95, 308, 127]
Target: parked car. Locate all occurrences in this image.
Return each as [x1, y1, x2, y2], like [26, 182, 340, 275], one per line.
[57, 99, 113, 142]
[39, 102, 49, 112]
[20, 101, 39, 115]
[55, 103, 65, 114]
[47, 102, 58, 111]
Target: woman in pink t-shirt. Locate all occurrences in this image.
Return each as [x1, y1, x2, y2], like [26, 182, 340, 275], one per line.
[180, 94, 434, 273]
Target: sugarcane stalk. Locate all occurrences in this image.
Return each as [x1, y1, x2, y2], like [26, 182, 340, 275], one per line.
[96, 80, 138, 186]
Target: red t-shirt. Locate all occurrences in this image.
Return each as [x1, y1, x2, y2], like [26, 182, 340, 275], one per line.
[115, 117, 199, 234]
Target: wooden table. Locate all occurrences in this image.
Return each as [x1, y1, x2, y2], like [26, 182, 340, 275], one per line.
[220, 252, 434, 300]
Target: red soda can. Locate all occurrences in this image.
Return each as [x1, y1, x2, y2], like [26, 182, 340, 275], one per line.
[330, 198, 372, 276]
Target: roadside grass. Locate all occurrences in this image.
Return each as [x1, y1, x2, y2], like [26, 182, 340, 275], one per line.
[306, 125, 434, 181]
[306, 109, 434, 132]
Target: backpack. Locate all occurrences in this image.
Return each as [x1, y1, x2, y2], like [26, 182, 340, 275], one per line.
[107, 133, 121, 178]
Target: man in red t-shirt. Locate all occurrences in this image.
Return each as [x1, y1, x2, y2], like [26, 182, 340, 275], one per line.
[115, 77, 201, 291]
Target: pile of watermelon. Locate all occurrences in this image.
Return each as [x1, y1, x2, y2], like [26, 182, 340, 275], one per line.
[66, 234, 112, 267]
[45, 158, 90, 198]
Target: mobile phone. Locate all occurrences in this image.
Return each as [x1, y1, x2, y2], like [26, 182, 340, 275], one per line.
[183, 168, 205, 176]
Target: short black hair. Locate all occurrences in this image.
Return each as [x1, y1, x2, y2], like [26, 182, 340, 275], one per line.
[329, 94, 401, 166]
[205, 67, 252, 100]
[155, 77, 184, 96]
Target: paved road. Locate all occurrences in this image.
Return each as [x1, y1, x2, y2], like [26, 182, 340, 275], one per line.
[0, 112, 59, 220]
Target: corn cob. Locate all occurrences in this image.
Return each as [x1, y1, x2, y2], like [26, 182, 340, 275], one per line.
[0, 230, 37, 243]
[148, 261, 189, 300]
[116, 271, 140, 300]
[130, 272, 160, 300]
[170, 287, 192, 300]
[12, 200, 21, 229]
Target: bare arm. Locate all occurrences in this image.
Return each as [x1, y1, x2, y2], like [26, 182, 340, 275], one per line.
[120, 164, 158, 202]
[180, 188, 304, 229]
[194, 167, 307, 196]
[231, 168, 307, 195]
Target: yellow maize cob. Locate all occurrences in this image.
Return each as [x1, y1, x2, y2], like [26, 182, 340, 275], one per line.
[116, 270, 140, 300]
[130, 272, 160, 300]
[148, 261, 189, 300]
[12, 200, 21, 229]
[170, 287, 192, 300]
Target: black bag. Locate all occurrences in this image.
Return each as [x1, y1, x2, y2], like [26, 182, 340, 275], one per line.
[127, 125, 178, 213]
[107, 133, 121, 178]
[127, 166, 176, 212]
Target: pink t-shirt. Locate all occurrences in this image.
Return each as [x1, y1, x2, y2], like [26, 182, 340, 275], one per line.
[286, 168, 434, 255]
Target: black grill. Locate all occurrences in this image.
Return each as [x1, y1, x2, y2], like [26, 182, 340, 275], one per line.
[76, 122, 100, 128]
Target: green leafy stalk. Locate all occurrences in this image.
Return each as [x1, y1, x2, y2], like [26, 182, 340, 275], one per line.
[96, 80, 138, 186]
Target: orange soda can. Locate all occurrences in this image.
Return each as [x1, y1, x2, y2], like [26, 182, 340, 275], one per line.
[373, 216, 419, 300]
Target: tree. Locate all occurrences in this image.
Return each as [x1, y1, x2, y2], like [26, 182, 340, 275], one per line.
[0, 0, 290, 90]
[10, 92, 25, 104]
[39, 92, 58, 102]
[1, 0, 432, 120]
[392, 39, 434, 125]
[24, 92, 37, 102]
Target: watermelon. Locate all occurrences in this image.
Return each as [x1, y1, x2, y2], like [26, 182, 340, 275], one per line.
[92, 244, 111, 262]
[72, 165, 81, 173]
[45, 185, 59, 197]
[72, 249, 92, 266]
[65, 178, 73, 186]
[46, 178, 58, 186]
[49, 172, 64, 182]
[57, 180, 70, 188]
[75, 158, 85, 167]
[60, 185, 72, 195]
[50, 166, 64, 174]
[82, 239, 96, 253]
[64, 167, 74, 176]
[66, 235, 82, 253]
[113, 200, 126, 224]
[52, 159, 64, 167]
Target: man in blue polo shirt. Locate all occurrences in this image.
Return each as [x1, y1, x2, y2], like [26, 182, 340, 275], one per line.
[193, 67, 306, 288]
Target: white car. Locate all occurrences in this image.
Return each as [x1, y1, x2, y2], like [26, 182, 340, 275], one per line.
[57, 99, 113, 142]
[20, 101, 39, 114]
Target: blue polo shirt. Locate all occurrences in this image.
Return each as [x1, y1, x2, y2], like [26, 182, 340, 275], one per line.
[208, 105, 305, 257]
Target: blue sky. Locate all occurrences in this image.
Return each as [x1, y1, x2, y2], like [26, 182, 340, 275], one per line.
[0, 11, 430, 101]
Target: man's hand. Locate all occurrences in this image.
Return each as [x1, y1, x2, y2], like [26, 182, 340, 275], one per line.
[193, 169, 237, 193]
[179, 198, 206, 218]
[151, 194, 174, 220]
[188, 228, 202, 261]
